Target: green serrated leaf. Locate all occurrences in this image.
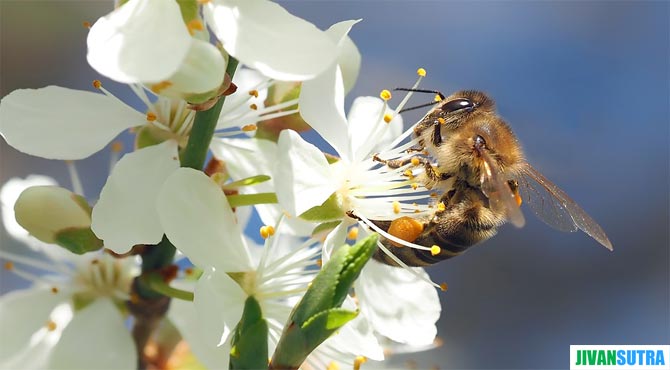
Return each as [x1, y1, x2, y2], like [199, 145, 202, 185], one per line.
[229, 296, 268, 370]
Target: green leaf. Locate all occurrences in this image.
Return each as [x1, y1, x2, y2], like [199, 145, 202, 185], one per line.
[229, 296, 268, 370]
[53, 227, 103, 255]
[270, 234, 378, 369]
[299, 193, 345, 222]
[311, 221, 342, 238]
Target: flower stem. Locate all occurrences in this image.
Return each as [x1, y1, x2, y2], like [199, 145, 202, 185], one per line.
[227, 192, 278, 207]
[142, 272, 194, 301]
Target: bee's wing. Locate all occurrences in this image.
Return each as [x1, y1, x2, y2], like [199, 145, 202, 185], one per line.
[517, 163, 613, 250]
[479, 149, 525, 227]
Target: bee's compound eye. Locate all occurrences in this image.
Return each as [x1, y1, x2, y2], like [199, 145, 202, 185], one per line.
[474, 135, 486, 147]
[441, 98, 475, 113]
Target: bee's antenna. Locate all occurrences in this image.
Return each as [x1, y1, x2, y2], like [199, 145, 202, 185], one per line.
[394, 88, 446, 100]
[397, 100, 441, 114]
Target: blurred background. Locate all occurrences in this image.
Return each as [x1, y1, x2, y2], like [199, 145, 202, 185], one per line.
[1, 1, 668, 369]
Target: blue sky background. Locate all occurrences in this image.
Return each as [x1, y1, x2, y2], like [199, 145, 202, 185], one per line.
[1, 2, 668, 369]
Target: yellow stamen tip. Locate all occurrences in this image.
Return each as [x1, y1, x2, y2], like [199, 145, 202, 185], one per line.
[46, 320, 57, 332]
[186, 19, 204, 35]
[83, 21, 91, 29]
[111, 141, 123, 153]
[327, 361, 340, 370]
[249, 103, 258, 110]
[3, 261, 13, 270]
[434, 94, 443, 102]
[146, 112, 157, 122]
[184, 267, 194, 276]
[438, 117, 446, 125]
[248, 89, 259, 98]
[150, 81, 173, 94]
[417, 68, 427, 77]
[242, 124, 257, 132]
[260, 225, 275, 239]
[411, 183, 419, 190]
[51, 286, 59, 294]
[403, 169, 413, 177]
[380, 89, 392, 101]
[430, 245, 441, 256]
[347, 227, 359, 240]
[410, 157, 420, 166]
[354, 356, 368, 370]
[440, 282, 448, 292]
[437, 202, 446, 212]
[383, 113, 393, 123]
[392, 201, 401, 214]
[430, 192, 438, 198]
[316, 259, 323, 267]
[92, 80, 102, 89]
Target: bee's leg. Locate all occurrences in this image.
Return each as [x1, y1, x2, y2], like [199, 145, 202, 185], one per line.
[413, 119, 443, 147]
[372, 154, 414, 169]
[431, 122, 442, 146]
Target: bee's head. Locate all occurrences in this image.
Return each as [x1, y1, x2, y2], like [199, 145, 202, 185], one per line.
[466, 117, 525, 176]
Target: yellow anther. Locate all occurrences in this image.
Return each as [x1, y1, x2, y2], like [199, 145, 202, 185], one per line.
[197, 0, 211, 4]
[82, 21, 91, 29]
[184, 267, 194, 276]
[438, 117, 446, 125]
[383, 113, 393, 123]
[46, 320, 57, 332]
[430, 245, 441, 256]
[403, 169, 414, 178]
[392, 201, 401, 214]
[327, 361, 340, 370]
[354, 356, 368, 370]
[260, 225, 275, 239]
[417, 68, 427, 77]
[380, 89, 392, 101]
[316, 259, 323, 267]
[347, 227, 359, 240]
[410, 157, 420, 166]
[92, 80, 102, 89]
[3, 261, 13, 270]
[186, 19, 204, 35]
[440, 282, 448, 292]
[111, 141, 123, 153]
[434, 94, 443, 102]
[430, 192, 438, 198]
[51, 286, 59, 294]
[242, 124, 257, 132]
[150, 81, 173, 94]
[436, 202, 446, 212]
[411, 182, 419, 190]
[146, 112, 157, 122]
[249, 103, 258, 110]
[248, 89, 259, 98]
[91, 259, 99, 265]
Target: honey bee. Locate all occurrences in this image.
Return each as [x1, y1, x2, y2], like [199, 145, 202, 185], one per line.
[371, 90, 612, 267]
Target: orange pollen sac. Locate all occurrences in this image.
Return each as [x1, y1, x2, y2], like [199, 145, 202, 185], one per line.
[3, 261, 13, 270]
[392, 201, 401, 214]
[416, 68, 427, 77]
[111, 141, 124, 153]
[440, 282, 448, 292]
[242, 124, 257, 132]
[436, 202, 446, 212]
[82, 21, 91, 29]
[248, 89, 259, 97]
[51, 286, 59, 294]
[184, 267, 194, 276]
[92, 80, 102, 89]
[383, 113, 393, 123]
[146, 112, 157, 122]
[249, 103, 258, 110]
[411, 183, 419, 190]
[316, 259, 323, 267]
[186, 19, 204, 35]
[379, 89, 392, 101]
[354, 356, 368, 370]
[387, 216, 424, 247]
[403, 169, 413, 178]
[410, 157, 420, 166]
[259, 225, 275, 239]
[46, 320, 57, 332]
[430, 245, 441, 256]
[347, 227, 359, 240]
[150, 81, 173, 94]
[438, 117, 446, 125]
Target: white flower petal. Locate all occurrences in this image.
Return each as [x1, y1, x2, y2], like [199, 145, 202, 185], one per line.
[168, 281, 231, 369]
[347, 96, 403, 161]
[91, 141, 179, 253]
[211, 138, 314, 236]
[157, 168, 253, 271]
[193, 269, 247, 348]
[0, 86, 143, 160]
[205, 0, 337, 81]
[321, 219, 351, 263]
[158, 39, 227, 100]
[0, 287, 65, 363]
[275, 130, 338, 217]
[216, 69, 269, 130]
[356, 260, 441, 346]
[48, 298, 136, 370]
[320, 297, 384, 361]
[299, 64, 350, 159]
[86, 0, 192, 83]
[324, 20, 361, 94]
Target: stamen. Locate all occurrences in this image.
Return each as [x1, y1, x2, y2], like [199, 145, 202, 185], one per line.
[146, 112, 157, 122]
[248, 89, 259, 97]
[347, 227, 359, 240]
[150, 81, 173, 94]
[186, 19, 204, 35]
[184, 267, 194, 276]
[82, 21, 91, 29]
[249, 103, 258, 110]
[436, 202, 446, 212]
[403, 169, 414, 178]
[110, 140, 123, 170]
[327, 361, 340, 370]
[242, 124, 257, 132]
[316, 259, 322, 267]
[46, 320, 57, 332]
[438, 117, 446, 125]
[417, 68, 427, 77]
[0, 250, 69, 275]
[411, 183, 419, 190]
[4, 261, 13, 270]
[393, 70, 425, 114]
[356, 214, 431, 252]
[260, 225, 275, 239]
[92, 80, 102, 89]
[434, 94, 443, 102]
[440, 282, 448, 291]
[375, 239, 441, 289]
[392, 201, 401, 214]
[430, 245, 441, 256]
[383, 113, 393, 123]
[65, 160, 84, 197]
[354, 356, 367, 370]
[380, 89, 392, 101]
[411, 157, 421, 166]
[51, 286, 59, 294]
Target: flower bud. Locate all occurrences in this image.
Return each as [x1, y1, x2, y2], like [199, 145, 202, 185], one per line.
[14, 186, 103, 254]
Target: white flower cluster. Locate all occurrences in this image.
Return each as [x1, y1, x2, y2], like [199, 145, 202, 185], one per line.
[0, 1, 442, 369]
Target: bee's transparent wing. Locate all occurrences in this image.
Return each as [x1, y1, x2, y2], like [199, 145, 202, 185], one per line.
[517, 163, 612, 250]
[479, 149, 525, 227]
